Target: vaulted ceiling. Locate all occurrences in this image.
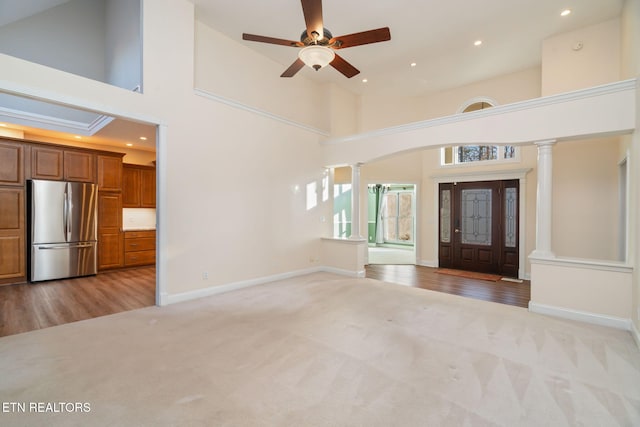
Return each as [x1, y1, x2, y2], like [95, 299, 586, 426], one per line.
[193, 0, 624, 96]
[0, 0, 626, 151]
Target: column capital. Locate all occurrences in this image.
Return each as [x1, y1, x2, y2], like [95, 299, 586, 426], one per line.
[534, 139, 557, 147]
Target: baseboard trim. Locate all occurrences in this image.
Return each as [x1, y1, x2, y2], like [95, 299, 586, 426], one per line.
[321, 266, 366, 278]
[631, 321, 640, 350]
[164, 266, 364, 305]
[417, 259, 438, 268]
[528, 301, 632, 331]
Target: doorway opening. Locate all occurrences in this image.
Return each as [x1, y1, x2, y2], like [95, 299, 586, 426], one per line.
[438, 179, 519, 277]
[367, 183, 416, 265]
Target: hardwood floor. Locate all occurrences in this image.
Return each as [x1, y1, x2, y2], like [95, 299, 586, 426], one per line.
[1, 264, 527, 337]
[0, 267, 155, 337]
[366, 264, 530, 308]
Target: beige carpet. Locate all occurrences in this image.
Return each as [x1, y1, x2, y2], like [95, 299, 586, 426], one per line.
[1, 272, 639, 426]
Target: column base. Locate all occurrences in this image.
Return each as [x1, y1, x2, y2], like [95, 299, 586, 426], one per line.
[529, 249, 556, 260]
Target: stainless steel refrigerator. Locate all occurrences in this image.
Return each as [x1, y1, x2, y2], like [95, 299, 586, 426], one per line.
[28, 179, 98, 282]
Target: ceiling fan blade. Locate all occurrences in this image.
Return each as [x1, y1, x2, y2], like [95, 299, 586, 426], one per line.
[281, 58, 306, 78]
[330, 54, 360, 78]
[243, 33, 303, 47]
[301, 0, 324, 40]
[331, 27, 391, 49]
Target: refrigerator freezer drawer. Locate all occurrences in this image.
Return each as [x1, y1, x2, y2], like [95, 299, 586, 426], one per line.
[31, 242, 97, 282]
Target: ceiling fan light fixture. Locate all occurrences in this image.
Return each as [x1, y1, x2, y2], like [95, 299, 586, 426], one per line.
[298, 45, 335, 71]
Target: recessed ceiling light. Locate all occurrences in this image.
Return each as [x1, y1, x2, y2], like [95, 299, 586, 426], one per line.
[410, 62, 417, 67]
[126, 143, 133, 147]
[561, 9, 571, 17]
[474, 40, 483, 46]
[362, 78, 368, 83]
[0, 123, 6, 127]
[139, 136, 147, 140]
[74, 135, 82, 139]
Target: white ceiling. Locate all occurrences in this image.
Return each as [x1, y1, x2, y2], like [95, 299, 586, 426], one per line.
[193, 0, 624, 96]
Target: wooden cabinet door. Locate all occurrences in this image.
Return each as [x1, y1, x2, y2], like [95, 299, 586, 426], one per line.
[122, 167, 141, 207]
[31, 146, 63, 180]
[98, 155, 123, 191]
[0, 141, 24, 186]
[64, 151, 95, 182]
[140, 168, 156, 208]
[0, 187, 25, 284]
[98, 192, 123, 270]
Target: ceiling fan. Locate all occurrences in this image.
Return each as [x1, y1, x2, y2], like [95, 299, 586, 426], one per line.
[242, 0, 391, 78]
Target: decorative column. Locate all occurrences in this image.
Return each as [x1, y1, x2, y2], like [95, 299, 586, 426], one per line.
[349, 163, 363, 239]
[531, 140, 556, 258]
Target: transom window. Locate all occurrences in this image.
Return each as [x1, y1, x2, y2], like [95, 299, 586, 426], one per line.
[441, 100, 518, 166]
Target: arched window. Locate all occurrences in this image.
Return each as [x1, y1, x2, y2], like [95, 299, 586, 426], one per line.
[441, 99, 518, 166]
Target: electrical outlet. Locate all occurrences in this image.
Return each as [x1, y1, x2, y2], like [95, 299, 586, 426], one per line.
[202, 272, 209, 280]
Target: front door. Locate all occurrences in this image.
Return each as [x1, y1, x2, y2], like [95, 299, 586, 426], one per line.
[438, 180, 519, 277]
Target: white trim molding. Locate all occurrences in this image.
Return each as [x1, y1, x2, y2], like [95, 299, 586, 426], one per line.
[0, 105, 114, 136]
[430, 168, 532, 183]
[529, 301, 632, 331]
[194, 88, 330, 137]
[323, 79, 637, 146]
[418, 259, 438, 268]
[163, 266, 362, 305]
[632, 322, 640, 350]
[528, 255, 633, 273]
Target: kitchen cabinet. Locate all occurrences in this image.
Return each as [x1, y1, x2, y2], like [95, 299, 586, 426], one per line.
[122, 164, 155, 208]
[98, 192, 123, 270]
[124, 230, 156, 267]
[140, 168, 156, 207]
[98, 154, 124, 191]
[0, 140, 26, 284]
[0, 187, 25, 284]
[31, 146, 95, 182]
[0, 137, 129, 283]
[0, 141, 24, 186]
[64, 150, 95, 182]
[31, 146, 64, 180]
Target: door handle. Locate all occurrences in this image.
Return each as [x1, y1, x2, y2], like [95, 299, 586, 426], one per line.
[38, 243, 94, 250]
[454, 228, 460, 233]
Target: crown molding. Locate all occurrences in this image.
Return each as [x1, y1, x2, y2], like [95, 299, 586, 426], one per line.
[194, 88, 330, 137]
[0, 105, 114, 136]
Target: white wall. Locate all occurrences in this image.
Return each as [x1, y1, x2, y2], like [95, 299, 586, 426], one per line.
[0, 0, 106, 81]
[418, 67, 542, 120]
[542, 18, 621, 96]
[356, 67, 541, 133]
[105, 0, 142, 91]
[0, 0, 334, 298]
[327, 83, 359, 137]
[552, 138, 622, 260]
[620, 0, 640, 335]
[194, 21, 329, 134]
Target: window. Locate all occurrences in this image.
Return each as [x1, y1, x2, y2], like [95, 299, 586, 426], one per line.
[441, 100, 518, 166]
[381, 190, 414, 244]
[333, 184, 351, 238]
[442, 145, 518, 166]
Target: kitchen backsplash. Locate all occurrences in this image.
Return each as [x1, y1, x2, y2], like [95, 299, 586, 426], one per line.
[122, 208, 156, 230]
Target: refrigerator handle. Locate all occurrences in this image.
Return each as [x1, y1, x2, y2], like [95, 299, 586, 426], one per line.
[65, 182, 72, 242]
[63, 183, 69, 240]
